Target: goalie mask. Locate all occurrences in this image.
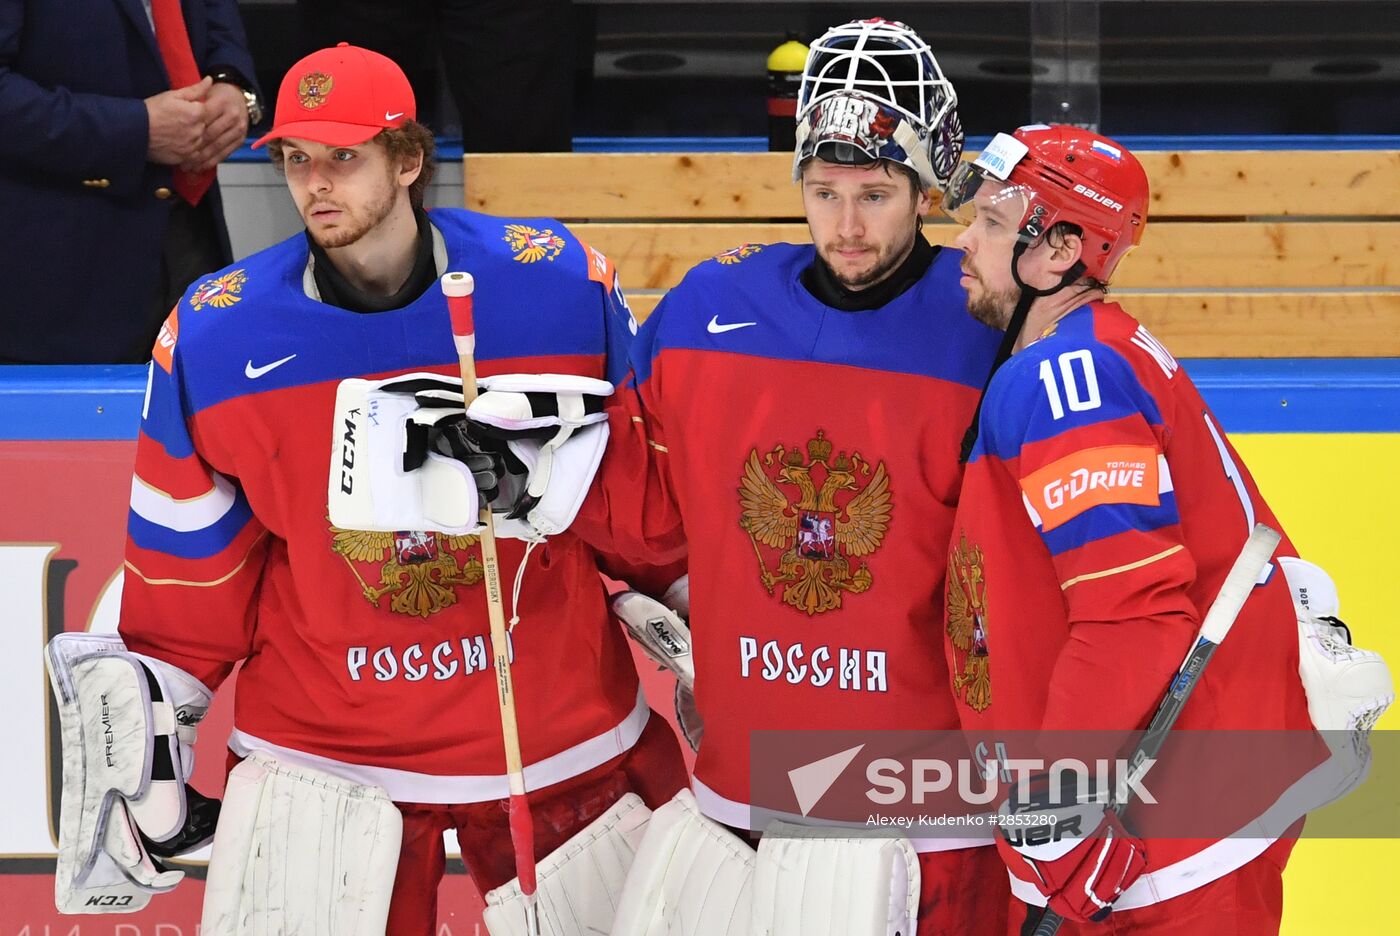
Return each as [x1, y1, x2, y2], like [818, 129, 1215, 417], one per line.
[792, 18, 963, 192]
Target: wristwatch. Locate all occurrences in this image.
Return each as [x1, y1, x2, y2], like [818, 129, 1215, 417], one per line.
[208, 69, 264, 126]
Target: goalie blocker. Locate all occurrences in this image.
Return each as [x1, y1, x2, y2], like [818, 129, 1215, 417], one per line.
[612, 576, 705, 750]
[329, 371, 611, 541]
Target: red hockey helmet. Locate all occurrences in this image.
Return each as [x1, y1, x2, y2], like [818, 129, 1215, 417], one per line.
[942, 124, 1149, 282]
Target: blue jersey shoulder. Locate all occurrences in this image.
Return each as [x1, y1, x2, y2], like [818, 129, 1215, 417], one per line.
[640, 241, 1000, 388]
[662, 241, 808, 318]
[432, 209, 613, 349]
[676, 241, 809, 301]
[173, 233, 308, 348]
[624, 242, 805, 383]
[431, 208, 605, 294]
[639, 240, 805, 342]
[979, 306, 1164, 459]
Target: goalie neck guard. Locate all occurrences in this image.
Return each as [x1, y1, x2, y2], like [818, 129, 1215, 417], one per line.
[792, 18, 963, 192]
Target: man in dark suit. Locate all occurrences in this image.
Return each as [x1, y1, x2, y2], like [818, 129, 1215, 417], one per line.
[0, 0, 261, 363]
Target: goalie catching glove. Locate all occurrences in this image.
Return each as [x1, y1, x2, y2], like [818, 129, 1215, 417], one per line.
[995, 772, 1147, 923]
[45, 633, 219, 914]
[329, 372, 609, 538]
[1280, 557, 1393, 736]
[1278, 557, 1394, 810]
[461, 373, 613, 539]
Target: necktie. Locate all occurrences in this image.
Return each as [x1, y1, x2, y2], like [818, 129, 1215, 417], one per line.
[150, 0, 214, 205]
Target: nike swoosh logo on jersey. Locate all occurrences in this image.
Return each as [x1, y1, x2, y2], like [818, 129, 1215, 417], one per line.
[245, 354, 297, 379]
[707, 315, 757, 334]
[385, 111, 405, 121]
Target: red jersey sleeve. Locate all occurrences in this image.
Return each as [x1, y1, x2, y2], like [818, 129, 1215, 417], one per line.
[981, 331, 1199, 731]
[119, 310, 269, 688]
[574, 297, 688, 567]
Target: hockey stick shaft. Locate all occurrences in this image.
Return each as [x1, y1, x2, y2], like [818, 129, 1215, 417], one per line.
[1032, 523, 1281, 936]
[442, 273, 540, 930]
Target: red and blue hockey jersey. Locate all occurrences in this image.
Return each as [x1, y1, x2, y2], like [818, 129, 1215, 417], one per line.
[120, 209, 657, 802]
[948, 300, 1328, 906]
[576, 242, 1004, 847]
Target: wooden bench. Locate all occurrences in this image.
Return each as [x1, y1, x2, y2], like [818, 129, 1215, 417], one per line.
[464, 150, 1400, 357]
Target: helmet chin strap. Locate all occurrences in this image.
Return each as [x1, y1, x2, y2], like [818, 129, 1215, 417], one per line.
[957, 240, 1085, 464]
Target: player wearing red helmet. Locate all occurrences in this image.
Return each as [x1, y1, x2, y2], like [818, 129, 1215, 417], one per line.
[943, 124, 1146, 337]
[939, 126, 1355, 933]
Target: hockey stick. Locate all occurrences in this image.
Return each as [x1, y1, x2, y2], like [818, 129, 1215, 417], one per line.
[1031, 522, 1282, 936]
[441, 272, 540, 936]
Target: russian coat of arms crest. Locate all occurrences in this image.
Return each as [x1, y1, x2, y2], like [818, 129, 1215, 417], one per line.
[330, 526, 484, 618]
[738, 430, 892, 616]
[503, 224, 566, 263]
[947, 531, 992, 712]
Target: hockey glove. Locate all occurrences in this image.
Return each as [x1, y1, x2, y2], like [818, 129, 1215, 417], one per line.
[612, 576, 703, 750]
[994, 773, 1147, 923]
[329, 372, 514, 535]
[46, 633, 219, 914]
[1279, 556, 1394, 810]
[404, 383, 525, 507]
[448, 373, 615, 539]
[1281, 556, 1394, 736]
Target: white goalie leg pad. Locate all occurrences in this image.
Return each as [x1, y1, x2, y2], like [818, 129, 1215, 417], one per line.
[201, 752, 402, 936]
[610, 789, 755, 936]
[482, 792, 652, 936]
[45, 632, 211, 914]
[752, 824, 920, 936]
[328, 374, 482, 535]
[1280, 557, 1395, 734]
[612, 589, 694, 690]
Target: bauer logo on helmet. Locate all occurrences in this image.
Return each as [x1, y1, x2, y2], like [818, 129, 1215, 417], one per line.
[1073, 184, 1124, 213]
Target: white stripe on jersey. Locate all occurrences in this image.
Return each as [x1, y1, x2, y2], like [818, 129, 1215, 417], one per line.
[228, 687, 650, 803]
[130, 471, 239, 532]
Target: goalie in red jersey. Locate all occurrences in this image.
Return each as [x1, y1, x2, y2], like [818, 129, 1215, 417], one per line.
[43, 43, 687, 936]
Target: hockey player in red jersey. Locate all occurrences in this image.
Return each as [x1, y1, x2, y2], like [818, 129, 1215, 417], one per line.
[939, 125, 1392, 933]
[43, 44, 686, 936]
[456, 19, 1012, 936]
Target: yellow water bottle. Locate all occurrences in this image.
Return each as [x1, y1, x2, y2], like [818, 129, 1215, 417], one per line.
[767, 33, 809, 151]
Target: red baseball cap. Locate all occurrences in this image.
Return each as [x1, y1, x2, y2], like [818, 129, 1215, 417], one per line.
[252, 43, 415, 149]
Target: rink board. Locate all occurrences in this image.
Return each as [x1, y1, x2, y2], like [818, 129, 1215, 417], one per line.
[0, 362, 1396, 936]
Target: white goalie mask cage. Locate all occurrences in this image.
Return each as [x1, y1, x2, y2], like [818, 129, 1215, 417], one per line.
[792, 18, 964, 192]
